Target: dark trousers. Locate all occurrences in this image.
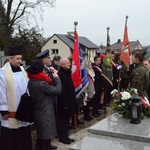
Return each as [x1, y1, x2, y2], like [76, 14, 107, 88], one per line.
[92, 88, 102, 114]
[36, 138, 50, 150]
[58, 112, 70, 141]
[0, 126, 32, 150]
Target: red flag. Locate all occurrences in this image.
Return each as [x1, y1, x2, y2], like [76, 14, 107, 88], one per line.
[71, 30, 82, 90]
[120, 16, 130, 69]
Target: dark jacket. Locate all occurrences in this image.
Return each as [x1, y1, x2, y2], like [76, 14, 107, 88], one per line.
[28, 77, 62, 140]
[57, 67, 78, 116]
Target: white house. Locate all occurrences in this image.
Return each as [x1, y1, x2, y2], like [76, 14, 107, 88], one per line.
[41, 32, 99, 62]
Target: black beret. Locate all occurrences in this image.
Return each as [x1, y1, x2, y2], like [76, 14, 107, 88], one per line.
[27, 60, 44, 74]
[9, 47, 22, 56]
[36, 49, 50, 59]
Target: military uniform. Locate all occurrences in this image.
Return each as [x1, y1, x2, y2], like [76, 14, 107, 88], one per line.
[131, 63, 149, 97]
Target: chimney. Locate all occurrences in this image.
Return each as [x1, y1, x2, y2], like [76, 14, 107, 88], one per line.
[118, 39, 121, 43]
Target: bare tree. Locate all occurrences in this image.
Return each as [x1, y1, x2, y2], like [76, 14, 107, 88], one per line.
[0, 0, 6, 50]
[1, 0, 56, 53]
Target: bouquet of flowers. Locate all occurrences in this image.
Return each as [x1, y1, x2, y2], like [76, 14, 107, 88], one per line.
[110, 87, 150, 119]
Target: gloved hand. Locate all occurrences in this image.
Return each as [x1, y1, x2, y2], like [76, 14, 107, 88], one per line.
[117, 65, 122, 70]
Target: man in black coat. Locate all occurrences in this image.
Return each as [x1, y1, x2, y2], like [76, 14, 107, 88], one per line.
[57, 58, 78, 144]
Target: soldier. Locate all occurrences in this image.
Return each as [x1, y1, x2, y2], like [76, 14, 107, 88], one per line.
[131, 52, 149, 97]
[143, 59, 150, 100]
[51, 55, 61, 72]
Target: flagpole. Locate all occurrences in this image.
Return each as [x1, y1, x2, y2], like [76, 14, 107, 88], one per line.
[106, 27, 110, 53]
[74, 21, 78, 34]
[73, 21, 78, 129]
[125, 15, 128, 26]
[103, 27, 111, 115]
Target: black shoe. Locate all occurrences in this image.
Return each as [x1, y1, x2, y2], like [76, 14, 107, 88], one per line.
[92, 113, 99, 117]
[77, 120, 85, 124]
[68, 138, 75, 142]
[69, 124, 75, 129]
[99, 104, 105, 110]
[84, 117, 91, 121]
[89, 116, 93, 120]
[96, 112, 103, 116]
[49, 144, 57, 149]
[59, 139, 71, 144]
[96, 112, 102, 115]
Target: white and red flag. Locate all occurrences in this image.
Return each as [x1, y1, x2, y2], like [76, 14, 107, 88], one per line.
[120, 16, 131, 70]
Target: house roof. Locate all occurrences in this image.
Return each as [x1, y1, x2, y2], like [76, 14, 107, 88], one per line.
[44, 34, 99, 50]
[110, 40, 143, 51]
[97, 47, 105, 54]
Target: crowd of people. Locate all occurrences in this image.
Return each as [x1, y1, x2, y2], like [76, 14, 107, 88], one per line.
[0, 47, 150, 150]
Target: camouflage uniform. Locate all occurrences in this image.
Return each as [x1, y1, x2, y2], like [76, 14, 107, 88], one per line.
[131, 63, 149, 97]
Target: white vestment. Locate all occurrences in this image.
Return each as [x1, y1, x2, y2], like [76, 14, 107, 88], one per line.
[0, 62, 30, 128]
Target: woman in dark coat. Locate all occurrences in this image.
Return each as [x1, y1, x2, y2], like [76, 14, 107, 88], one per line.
[27, 60, 62, 150]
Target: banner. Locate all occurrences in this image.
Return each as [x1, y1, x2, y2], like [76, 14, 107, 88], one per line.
[75, 45, 89, 98]
[71, 31, 89, 98]
[71, 31, 82, 92]
[102, 27, 113, 86]
[120, 16, 130, 69]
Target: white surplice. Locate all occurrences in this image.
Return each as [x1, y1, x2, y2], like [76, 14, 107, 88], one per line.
[0, 62, 31, 128]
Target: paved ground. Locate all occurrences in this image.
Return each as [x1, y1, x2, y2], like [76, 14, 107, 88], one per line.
[31, 107, 114, 150]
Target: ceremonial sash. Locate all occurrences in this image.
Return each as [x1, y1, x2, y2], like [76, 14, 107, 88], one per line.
[112, 61, 118, 68]
[93, 65, 113, 86]
[4, 63, 28, 129]
[4, 63, 18, 128]
[93, 66, 102, 75]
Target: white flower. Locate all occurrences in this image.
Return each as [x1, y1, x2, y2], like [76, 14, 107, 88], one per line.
[121, 91, 131, 100]
[111, 89, 118, 95]
[133, 88, 138, 94]
[122, 103, 125, 106]
[118, 105, 122, 108]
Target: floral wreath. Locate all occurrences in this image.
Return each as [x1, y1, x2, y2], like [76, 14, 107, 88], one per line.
[110, 87, 150, 119]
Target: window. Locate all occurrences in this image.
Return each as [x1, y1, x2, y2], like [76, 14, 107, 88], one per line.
[51, 49, 58, 54]
[53, 40, 57, 44]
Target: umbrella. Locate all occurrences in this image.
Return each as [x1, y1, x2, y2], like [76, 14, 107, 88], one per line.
[144, 51, 150, 58]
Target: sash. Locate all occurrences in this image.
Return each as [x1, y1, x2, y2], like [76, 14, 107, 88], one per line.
[93, 66, 102, 75]
[4, 63, 18, 128]
[112, 61, 118, 68]
[88, 74, 94, 83]
[93, 65, 113, 86]
[4, 63, 28, 129]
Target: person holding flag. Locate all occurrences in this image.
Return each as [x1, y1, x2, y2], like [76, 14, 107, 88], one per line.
[102, 27, 113, 107]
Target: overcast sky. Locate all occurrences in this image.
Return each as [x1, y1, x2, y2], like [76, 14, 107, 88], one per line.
[37, 0, 150, 46]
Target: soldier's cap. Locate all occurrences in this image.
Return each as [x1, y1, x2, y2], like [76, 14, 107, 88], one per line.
[53, 55, 61, 61]
[36, 49, 50, 59]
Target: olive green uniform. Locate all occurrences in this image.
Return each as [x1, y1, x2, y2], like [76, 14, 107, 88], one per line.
[131, 63, 149, 97]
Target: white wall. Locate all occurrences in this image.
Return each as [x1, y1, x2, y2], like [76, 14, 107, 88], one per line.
[42, 35, 72, 59]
